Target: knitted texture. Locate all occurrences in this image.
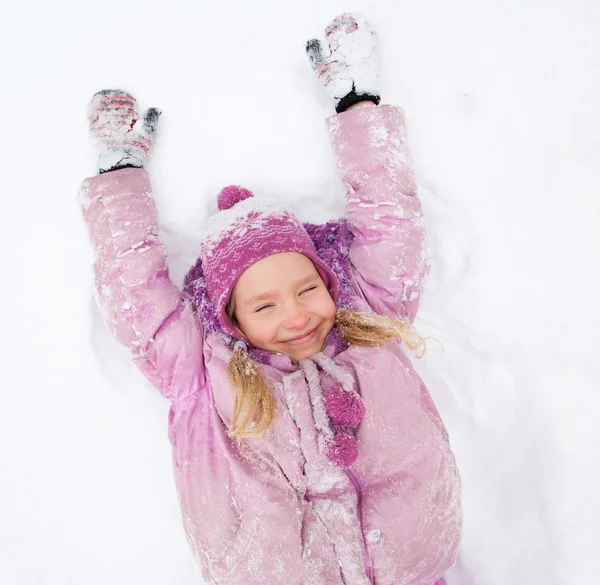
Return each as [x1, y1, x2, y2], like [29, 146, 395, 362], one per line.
[87, 90, 160, 173]
[187, 186, 343, 341]
[217, 185, 253, 210]
[325, 383, 366, 426]
[304, 219, 355, 311]
[326, 428, 359, 468]
[311, 352, 365, 468]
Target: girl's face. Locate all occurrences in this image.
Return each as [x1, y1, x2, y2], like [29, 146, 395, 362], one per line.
[231, 252, 337, 361]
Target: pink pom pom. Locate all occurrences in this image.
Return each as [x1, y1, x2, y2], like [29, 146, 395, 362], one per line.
[325, 428, 359, 468]
[325, 384, 366, 427]
[217, 185, 254, 211]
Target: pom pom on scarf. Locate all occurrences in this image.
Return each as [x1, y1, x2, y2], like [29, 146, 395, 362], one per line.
[325, 383, 365, 427]
[326, 428, 359, 468]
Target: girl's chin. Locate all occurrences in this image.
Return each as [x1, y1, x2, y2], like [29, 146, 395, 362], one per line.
[289, 347, 318, 361]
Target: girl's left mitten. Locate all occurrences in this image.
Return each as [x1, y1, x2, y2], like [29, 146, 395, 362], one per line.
[87, 89, 161, 173]
[306, 13, 380, 113]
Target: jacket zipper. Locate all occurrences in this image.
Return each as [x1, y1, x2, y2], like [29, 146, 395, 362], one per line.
[345, 468, 374, 584]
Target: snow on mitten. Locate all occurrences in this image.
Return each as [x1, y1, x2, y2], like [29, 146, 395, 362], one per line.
[306, 13, 380, 113]
[87, 89, 161, 173]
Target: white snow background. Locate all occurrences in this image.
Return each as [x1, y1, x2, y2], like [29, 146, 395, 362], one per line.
[1, 0, 598, 583]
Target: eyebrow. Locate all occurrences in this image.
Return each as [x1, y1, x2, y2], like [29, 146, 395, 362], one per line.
[243, 273, 321, 307]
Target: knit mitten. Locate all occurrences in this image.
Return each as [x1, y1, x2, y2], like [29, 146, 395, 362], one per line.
[87, 89, 161, 174]
[306, 13, 380, 113]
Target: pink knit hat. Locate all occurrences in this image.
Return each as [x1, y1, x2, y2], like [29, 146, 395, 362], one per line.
[200, 186, 339, 341]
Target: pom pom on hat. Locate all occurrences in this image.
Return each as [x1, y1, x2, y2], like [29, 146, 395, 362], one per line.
[326, 428, 359, 468]
[325, 384, 366, 427]
[217, 185, 254, 211]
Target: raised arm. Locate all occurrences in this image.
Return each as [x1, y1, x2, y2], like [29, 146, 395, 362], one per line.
[81, 91, 205, 402]
[326, 104, 429, 323]
[306, 14, 429, 323]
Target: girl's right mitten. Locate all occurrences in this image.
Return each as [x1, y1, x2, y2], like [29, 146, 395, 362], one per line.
[306, 13, 381, 113]
[87, 89, 161, 174]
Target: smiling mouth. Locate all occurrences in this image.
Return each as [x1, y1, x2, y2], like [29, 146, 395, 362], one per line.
[284, 327, 318, 345]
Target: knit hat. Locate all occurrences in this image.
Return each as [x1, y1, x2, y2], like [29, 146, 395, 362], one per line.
[199, 185, 340, 341]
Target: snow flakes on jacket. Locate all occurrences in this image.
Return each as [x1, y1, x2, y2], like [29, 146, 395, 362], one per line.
[80, 105, 461, 585]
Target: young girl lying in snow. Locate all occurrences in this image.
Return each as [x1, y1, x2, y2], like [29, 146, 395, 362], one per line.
[81, 13, 461, 585]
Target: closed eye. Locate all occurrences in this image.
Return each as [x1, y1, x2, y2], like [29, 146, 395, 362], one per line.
[254, 286, 317, 312]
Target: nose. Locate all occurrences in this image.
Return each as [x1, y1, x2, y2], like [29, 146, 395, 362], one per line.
[282, 301, 310, 330]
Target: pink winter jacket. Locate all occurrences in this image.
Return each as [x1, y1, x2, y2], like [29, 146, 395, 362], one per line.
[80, 105, 461, 585]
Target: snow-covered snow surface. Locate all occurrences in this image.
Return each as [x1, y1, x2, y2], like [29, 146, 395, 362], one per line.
[1, 0, 598, 583]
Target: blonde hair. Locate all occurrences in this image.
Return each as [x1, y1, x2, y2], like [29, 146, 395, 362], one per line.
[225, 298, 428, 445]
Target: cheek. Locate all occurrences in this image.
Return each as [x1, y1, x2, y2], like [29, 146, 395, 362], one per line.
[321, 293, 337, 321]
[244, 315, 278, 344]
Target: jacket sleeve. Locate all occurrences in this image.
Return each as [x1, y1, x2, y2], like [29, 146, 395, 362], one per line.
[326, 105, 430, 323]
[79, 167, 205, 403]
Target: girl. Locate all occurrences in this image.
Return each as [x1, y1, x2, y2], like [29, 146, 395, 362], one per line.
[81, 13, 461, 585]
